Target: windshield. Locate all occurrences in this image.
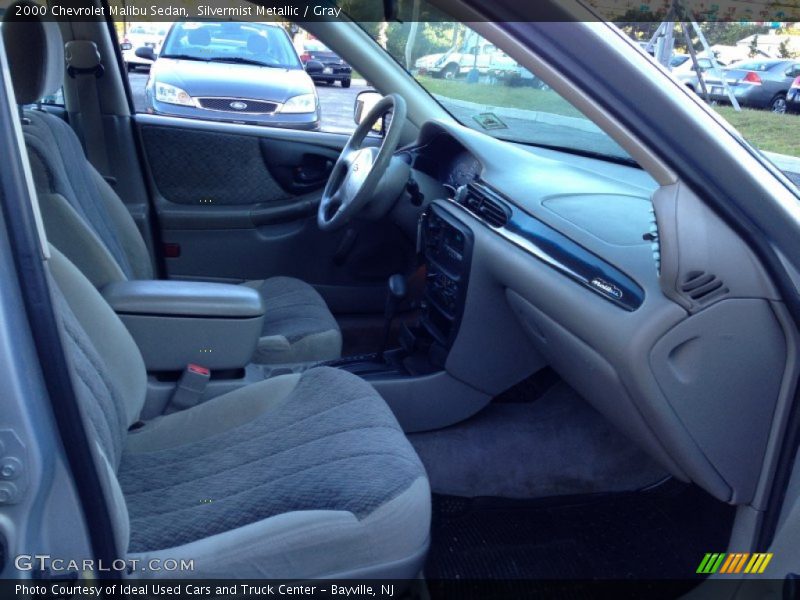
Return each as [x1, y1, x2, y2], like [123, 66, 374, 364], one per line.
[304, 40, 331, 52]
[160, 21, 302, 69]
[129, 23, 169, 36]
[729, 60, 781, 71]
[357, 20, 631, 161]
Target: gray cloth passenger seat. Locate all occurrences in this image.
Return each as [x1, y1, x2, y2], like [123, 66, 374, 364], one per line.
[1, 8, 342, 365]
[49, 244, 431, 577]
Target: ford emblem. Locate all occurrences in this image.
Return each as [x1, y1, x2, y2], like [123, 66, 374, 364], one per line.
[230, 101, 248, 111]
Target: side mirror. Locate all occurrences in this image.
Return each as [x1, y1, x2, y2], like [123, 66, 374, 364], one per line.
[354, 90, 387, 134]
[304, 59, 324, 75]
[135, 46, 157, 62]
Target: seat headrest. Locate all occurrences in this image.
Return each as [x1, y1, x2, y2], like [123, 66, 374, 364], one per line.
[1, 1, 65, 105]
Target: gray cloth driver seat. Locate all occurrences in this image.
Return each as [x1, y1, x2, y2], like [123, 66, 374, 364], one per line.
[1, 10, 342, 365]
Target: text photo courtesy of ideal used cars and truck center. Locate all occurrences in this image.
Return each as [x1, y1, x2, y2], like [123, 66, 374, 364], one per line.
[1, 0, 800, 597]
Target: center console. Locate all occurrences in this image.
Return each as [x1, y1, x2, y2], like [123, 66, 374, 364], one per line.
[102, 279, 266, 372]
[417, 203, 473, 354]
[321, 201, 490, 432]
[326, 202, 473, 379]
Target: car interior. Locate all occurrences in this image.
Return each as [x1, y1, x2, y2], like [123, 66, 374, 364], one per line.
[2, 0, 800, 588]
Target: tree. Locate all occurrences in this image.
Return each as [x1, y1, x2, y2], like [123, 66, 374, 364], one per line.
[700, 23, 768, 46]
[405, 0, 422, 69]
[749, 34, 760, 58]
[779, 38, 796, 58]
[615, 9, 664, 43]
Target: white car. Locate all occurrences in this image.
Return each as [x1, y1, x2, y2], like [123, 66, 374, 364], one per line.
[669, 53, 728, 77]
[488, 50, 547, 87]
[414, 35, 498, 79]
[121, 22, 169, 71]
[671, 55, 729, 95]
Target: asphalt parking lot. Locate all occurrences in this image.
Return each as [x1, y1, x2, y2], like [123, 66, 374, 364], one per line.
[127, 71, 368, 133]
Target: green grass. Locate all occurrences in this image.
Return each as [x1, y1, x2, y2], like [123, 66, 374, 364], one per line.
[418, 76, 584, 118]
[417, 75, 800, 158]
[713, 106, 800, 157]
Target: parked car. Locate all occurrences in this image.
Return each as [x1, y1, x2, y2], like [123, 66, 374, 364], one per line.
[673, 57, 729, 94]
[703, 59, 800, 113]
[139, 21, 320, 130]
[670, 54, 728, 78]
[415, 34, 497, 78]
[668, 53, 692, 72]
[786, 76, 800, 113]
[297, 39, 352, 87]
[488, 50, 548, 88]
[121, 22, 169, 71]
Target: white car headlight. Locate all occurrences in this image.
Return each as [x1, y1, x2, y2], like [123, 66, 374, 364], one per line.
[154, 82, 195, 107]
[281, 93, 317, 114]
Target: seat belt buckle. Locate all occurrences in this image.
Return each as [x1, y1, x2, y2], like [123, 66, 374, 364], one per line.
[171, 364, 210, 411]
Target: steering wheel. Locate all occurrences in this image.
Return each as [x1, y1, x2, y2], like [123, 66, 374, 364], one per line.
[317, 93, 407, 231]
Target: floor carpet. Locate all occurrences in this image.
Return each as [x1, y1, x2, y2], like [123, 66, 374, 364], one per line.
[426, 479, 735, 587]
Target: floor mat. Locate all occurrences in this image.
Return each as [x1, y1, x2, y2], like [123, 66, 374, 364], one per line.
[409, 382, 668, 499]
[426, 480, 735, 583]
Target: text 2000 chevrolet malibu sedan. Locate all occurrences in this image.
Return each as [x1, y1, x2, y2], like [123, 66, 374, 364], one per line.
[141, 20, 320, 129]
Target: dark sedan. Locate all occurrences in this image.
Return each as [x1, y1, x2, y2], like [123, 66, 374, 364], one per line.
[140, 21, 320, 130]
[786, 76, 800, 113]
[299, 39, 353, 88]
[704, 59, 800, 113]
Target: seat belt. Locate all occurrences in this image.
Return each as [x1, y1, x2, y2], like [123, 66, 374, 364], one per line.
[64, 40, 111, 177]
[170, 364, 211, 411]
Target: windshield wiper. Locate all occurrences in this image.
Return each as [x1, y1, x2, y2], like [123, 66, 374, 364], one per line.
[159, 54, 207, 61]
[208, 57, 278, 68]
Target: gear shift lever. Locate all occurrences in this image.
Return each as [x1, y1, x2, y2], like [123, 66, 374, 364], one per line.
[378, 274, 407, 360]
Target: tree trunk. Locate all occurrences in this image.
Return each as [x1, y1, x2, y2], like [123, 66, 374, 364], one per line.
[405, 0, 421, 68]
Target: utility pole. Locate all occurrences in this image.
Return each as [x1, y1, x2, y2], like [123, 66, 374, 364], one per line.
[646, 0, 739, 110]
[681, 23, 710, 101]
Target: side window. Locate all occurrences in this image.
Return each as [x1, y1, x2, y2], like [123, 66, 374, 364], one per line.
[108, 5, 359, 135]
[39, 88, 65, 107]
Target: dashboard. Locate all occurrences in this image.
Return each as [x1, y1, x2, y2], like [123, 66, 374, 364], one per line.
[393, 119, 791, 506]
[408, 133, 483, 192]
[401, 123, 657, 311]
[445, 151, 482, 189]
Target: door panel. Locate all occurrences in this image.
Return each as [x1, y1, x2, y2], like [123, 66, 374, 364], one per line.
[134, 114, 414, 313]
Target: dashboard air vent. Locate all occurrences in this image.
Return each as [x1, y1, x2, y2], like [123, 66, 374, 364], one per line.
[478, 198, 509, 227]
[680, 271, 728, 304]
[458, 182, 510, 228]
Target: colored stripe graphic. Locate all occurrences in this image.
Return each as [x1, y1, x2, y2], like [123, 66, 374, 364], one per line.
[697, 553, 726, 574]
[719, 553, 750, 574]
[697, 553, 774, 575]
[744, 553, 773, 574]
